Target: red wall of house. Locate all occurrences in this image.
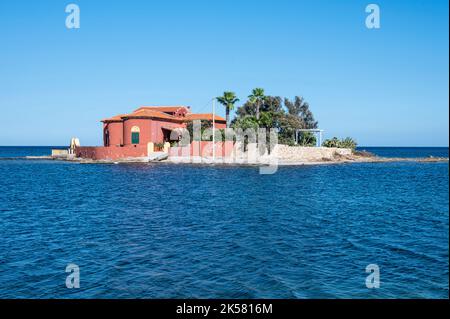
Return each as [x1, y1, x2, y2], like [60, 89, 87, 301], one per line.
[76, 145, 148, 160]
[105, 118, 226, 147]
[169, 141, 234, 158]
[76, 141, 234, 160]
[123, 119, 152, 146]
[90, 116, 229, 160]
[149, 120, 186, 143]
[104, 121, 124, 146]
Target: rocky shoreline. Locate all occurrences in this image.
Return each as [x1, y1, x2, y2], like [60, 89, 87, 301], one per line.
[20, 153, 449, 166]
[277, 154, 449, 166]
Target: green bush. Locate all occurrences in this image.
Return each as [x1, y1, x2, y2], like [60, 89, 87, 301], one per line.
[154, 142, 165, 150]
[322, 137, 340, 148]
[339, 137, 357, 150]
[322, 137, 357, 150]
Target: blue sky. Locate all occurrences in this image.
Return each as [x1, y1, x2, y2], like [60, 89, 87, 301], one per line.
[0, 0, 448, 146]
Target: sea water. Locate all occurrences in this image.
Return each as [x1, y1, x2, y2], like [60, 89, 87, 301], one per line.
[0, 147, 448, 298]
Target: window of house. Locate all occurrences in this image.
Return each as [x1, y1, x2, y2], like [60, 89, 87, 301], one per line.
[131, 126, 140, 144]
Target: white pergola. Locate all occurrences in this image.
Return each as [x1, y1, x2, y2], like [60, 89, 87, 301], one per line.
[294, 129, 324, 147]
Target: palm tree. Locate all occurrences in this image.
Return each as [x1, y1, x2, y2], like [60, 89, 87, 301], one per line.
[248, 88, 265, 120]
[216, 91, 239, 128]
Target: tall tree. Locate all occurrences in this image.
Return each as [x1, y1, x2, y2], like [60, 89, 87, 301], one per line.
[235, 95, 283, 118]
[284, 96, 318, 129]
[216, 91, 239, 128]
[248, 88, 265, 120]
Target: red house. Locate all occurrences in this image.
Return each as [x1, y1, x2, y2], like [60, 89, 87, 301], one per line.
[76, 106, 227, 160]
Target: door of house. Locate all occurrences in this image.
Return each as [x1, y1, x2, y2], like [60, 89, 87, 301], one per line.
[162, 128, 171, 142]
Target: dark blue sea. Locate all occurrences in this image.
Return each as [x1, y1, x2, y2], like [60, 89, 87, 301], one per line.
[0, 147, 448, 298]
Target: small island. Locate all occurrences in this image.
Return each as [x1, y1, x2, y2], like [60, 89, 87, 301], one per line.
[42, 88, 448, 166]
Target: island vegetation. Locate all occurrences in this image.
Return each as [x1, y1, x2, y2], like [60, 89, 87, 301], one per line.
[181, 88, 358, 151]
[216, 88, 357, 150]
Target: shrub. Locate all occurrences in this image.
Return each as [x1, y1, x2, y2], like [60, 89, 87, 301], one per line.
[322, 137, 357, 150]
[339, 137, 357, 150]
[322, 137, 340, 148]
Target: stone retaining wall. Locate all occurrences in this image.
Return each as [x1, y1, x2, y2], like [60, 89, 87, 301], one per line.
[168, 143, 352, 163]
[272, 145, 352, 162]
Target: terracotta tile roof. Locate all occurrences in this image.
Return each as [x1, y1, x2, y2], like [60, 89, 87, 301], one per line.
[102, 109, 178, 122]
[101, 114, 127, 122]
[102, 106, 225, 123]
[184, 113, 226, 122]
[126, 109, 177, 120]
[133, 106, 190, 113]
